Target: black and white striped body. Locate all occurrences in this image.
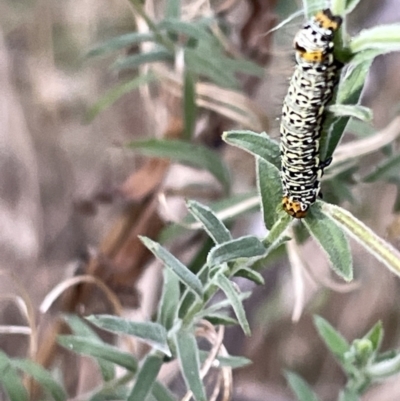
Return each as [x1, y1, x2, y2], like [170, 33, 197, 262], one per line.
[280, 9, 342, 218]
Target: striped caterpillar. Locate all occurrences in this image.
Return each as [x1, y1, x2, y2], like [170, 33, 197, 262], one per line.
[280, 9, 342, 218]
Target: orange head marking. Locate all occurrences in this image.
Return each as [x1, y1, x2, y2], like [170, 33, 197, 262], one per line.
[315, 9, 342, 31]
[282, 197, 309, 219]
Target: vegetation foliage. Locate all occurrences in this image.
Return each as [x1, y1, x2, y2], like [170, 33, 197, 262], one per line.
[3, 0, 400, 400]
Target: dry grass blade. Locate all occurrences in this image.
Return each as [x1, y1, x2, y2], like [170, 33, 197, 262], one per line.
[181, 195, 260, 230]
[0, 271, 37, 358]
[157, 69, 268, 131]
[181, 321, 232, 401]
[286, 236, 306, 322]
[0, 325, 32, 335]
[332, 115, 400, 165]
[40, 275, 123, 316]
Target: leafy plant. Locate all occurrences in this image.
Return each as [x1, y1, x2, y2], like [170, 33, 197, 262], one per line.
[287, 317, 400, 401]
[2, 0, 400, 400]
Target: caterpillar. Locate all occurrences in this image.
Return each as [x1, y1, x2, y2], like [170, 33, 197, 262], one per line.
[280, 9, 342, 218]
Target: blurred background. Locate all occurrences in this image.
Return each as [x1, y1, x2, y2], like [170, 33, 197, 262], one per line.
[1, 0, 400, 400]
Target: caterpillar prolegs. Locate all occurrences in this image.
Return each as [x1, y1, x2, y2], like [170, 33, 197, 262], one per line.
[280, 9, 342, 218]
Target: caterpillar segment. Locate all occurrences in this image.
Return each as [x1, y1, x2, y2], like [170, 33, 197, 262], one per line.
[280, 9, 342, 218]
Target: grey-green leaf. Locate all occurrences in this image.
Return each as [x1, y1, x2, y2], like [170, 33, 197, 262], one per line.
[86, 315, 171, 356]
[183, 68, 197, 140]
[127, 354, 163, 401]
[257, 157, 282, 229]
[222, 130, 280, 168]
[113, 49, 173, 71]
[314, 315, 350, 362]
[151, 381, 177, 401]
[328, 104, 373, 122]
[363, 321, 383, 352]
[140, 236, 204, 298]
[350, 24, 400, 54]
[12, 359, 67, 401]
[127, 138, 231, 193]
[285, 371, 320, 401]
[157, 268, 180, 330]
[207, 235, 266, 265]
[174, 329, 207, 401]
[234, 267, 265, 285]
[345, 0, 362, 13]
[321, 60, 372, 160]
[363, 154, 400, 182]
[87, 32, 155, 58]
[0, 351, 28, 401]
[58, 335, 138, 372]
[323, 203, 400, 279]
[62, 314, 115, 381]
[199, 351, 252, 368]
[215, 273, 250, 336]
[186, 199, 232, 244]
[303, 203, 353, 281]
[85, 72, 156, 122]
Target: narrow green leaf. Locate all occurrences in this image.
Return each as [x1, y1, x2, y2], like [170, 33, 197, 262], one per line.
[58, 335, 138, 371]
[200, 291, 252, 316]
[63, 314, 98, 337]
[85, 72, 156, 122]
[128, 138, 231, 193]
[303, 0, 327, 18]
[331, 0, 347, 15]
[140, 236, 204, 298]
[328, 104, 373, 121]
[86, 315, 171, 356]
[349, 48, 383, 65]
[157, 268, 180, 330]
[263, 213, 292, 248]
[324, 203, 400, 277]
[185, 47, 239, 89]
[159, 19, 214, 42]
[338, 389, 360, 401]
[366, 353, 400, 379]
[363, 154, 400, 182]
[151, 381, 176, 401]
[87, 32, 155, 58]
[174, 329, 207, 401]
[186, 200, 232, 244]
[88, 386, 129, 401]
[223, 130, 280, 168]
[63, 315, 115, 381]
[234, 267, 265, 285]
[338, 60, 373, 105]
[127, 354, 163, 401]
[183, 68, 197, 140]
[257, 157, 282, 229]
[303, 203, 353, 281]
[350, 24, 400, 54]
[202, 313, 238, 326]
[199, 351, 252, 368]
[313, 315, 350, 362]
[12, 359, 66, 401]
[345, 0, 362, 13]
[363, 321, 383, 352]
[113, 49, 173, 71]
[0, 351, 28, 401]
[216, 273, 251, 336]
[285, 371, 319, 401]
[321, 60, 372, 160]
[207, 235, 266, 265]
[159, 192, 259, 244]
[165, 0, 180, 18]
